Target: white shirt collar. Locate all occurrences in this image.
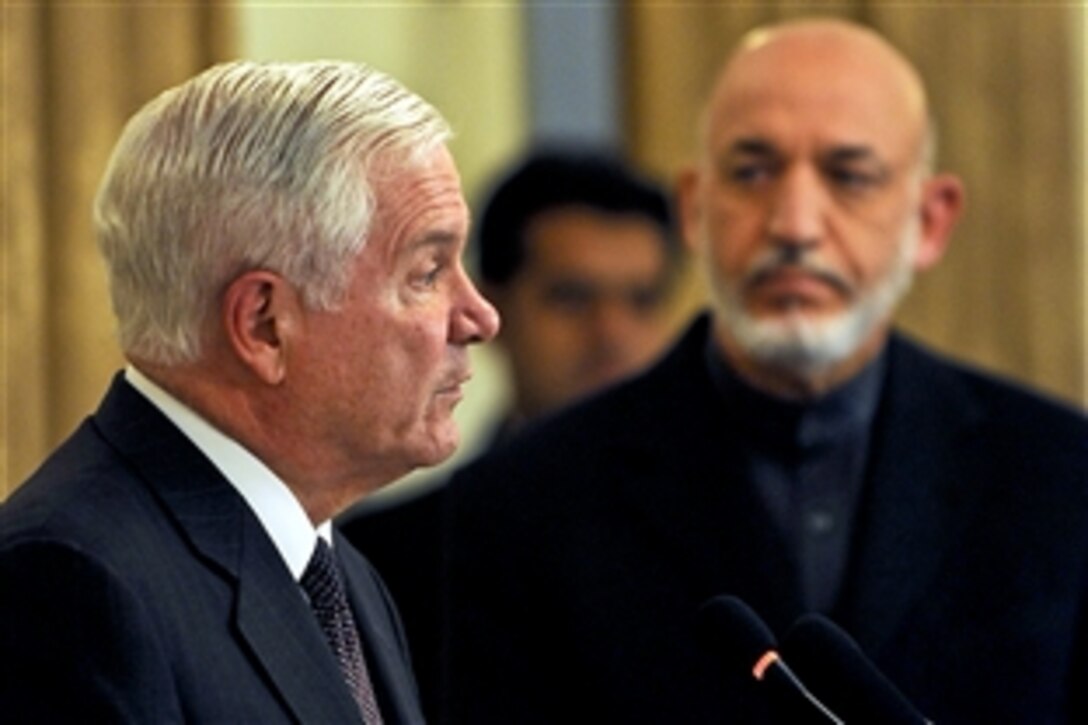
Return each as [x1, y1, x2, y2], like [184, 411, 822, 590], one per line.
[124, 365, 331, 579]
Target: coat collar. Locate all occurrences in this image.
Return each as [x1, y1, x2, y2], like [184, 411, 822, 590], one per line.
[600, 318, 988, 646]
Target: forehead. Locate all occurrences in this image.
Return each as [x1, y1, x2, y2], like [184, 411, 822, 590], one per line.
[368, 146, 468, 253]
[706, 30, 926, 162]
[524, 208, 668, 274]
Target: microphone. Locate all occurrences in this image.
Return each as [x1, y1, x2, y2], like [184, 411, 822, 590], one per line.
[781, 614, 931, 724]
[697, 596, 843, 724]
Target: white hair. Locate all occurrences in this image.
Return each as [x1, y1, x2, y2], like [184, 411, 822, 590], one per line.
[94, 60, 452, 364]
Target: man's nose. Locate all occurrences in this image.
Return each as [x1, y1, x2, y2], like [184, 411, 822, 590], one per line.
[767, 166, 826, 250]
[452, 275, 500, 345]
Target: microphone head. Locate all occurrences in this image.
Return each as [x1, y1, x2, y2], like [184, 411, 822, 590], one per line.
[697, 595, 778, 673]
[782, 614, 926, 724]
[699, 598, 849, 724]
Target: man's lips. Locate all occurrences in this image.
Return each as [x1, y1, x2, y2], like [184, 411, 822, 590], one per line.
[436, 374, 471, 398]
[746, 264, 852, 299]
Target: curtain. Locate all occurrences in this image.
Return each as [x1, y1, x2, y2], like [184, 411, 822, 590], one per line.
[623, 2, 1085, 407]
[2, 2, 235, 497]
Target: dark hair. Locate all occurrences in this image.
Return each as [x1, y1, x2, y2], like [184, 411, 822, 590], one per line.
[476, 147, 677, 286]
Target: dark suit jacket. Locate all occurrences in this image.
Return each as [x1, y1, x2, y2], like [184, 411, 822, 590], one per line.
[349, 314, 1088, 724]
[0, 374, 425, 724]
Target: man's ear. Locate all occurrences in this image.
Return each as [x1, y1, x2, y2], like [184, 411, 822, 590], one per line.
[221, 271, 302, 385]
[914, 173, 965, 271]
[675, 165, 704, 255]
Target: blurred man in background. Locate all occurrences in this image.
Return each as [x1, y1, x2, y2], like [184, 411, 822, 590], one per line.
[472, 148, 681, 442]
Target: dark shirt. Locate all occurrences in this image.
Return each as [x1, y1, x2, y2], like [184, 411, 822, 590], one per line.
[705, 340, 886, 613]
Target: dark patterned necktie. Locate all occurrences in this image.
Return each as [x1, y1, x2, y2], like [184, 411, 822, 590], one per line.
[300, 538, 384, 725]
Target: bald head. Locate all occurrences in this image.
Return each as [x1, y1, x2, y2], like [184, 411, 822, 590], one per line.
[703, 19, 932, 173]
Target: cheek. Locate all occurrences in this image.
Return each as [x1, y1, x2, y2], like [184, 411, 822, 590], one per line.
[350, 311, 436, 395]
[703, 195, 765, 274]
[841, 213, 913, 283]
[505, 293, 571, 349]
[533, 311, 602, 372]
[359, 323, 449, 440]
[629, 321, 669, 352]
[397, 316, 450, 378]
[506, 313, 569, 374]
[700, 232, 752, 293]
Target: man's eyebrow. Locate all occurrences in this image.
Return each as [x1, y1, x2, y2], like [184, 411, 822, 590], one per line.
[823, 145, 893, 183]
[726, 138, 778, 157]
[824, 145, 882, 164]
[411, 230, 460, 251]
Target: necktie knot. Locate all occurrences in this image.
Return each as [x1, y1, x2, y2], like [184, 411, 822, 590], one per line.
[301, 538, 349, 623]
[301, 538, 384, 724]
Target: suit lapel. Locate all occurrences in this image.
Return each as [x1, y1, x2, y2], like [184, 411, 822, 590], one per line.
[606, 325, 993, 647]
[837, 337, 984, 654]
[93, 374, 244, 577]
[337, 531, 425, 724]
[235, 518, 363, 723]
[93, 375, 362, 723]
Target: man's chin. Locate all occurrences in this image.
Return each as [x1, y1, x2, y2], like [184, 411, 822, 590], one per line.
[744, 304, 844, 327]
[728, 310, 867, 376]
[413, 428, 460, 469]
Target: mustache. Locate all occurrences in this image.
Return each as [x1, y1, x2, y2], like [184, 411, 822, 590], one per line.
[743, 247, 853, 297]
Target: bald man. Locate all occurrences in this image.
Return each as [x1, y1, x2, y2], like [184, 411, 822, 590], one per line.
[364, 19, 1088, 723]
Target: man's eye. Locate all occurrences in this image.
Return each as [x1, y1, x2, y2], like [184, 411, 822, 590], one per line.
[413, 263, 443, 289]
[543, 282, 595, 313]
[827, 166, 883, 192]
[727, 163, 775, 186]
[628, 286, 665, 314]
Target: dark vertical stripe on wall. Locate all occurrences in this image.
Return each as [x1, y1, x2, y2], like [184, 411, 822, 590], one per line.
[526, 2, 620, 147]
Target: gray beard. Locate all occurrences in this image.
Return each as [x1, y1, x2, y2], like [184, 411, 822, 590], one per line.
[712, 223, 918, 378]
